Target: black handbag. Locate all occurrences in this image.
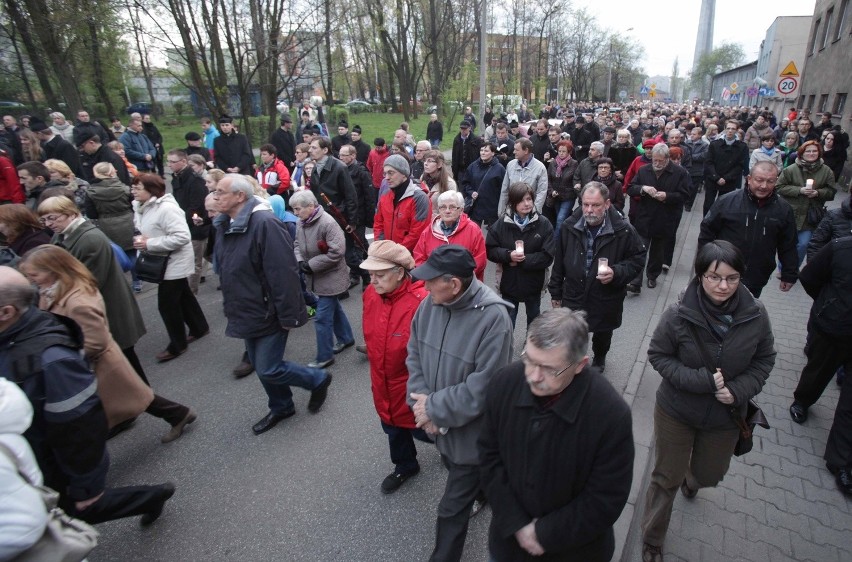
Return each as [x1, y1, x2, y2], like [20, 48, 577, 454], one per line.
[135, 251, 170, 283]
[686, 323, 770, 456]
[807, 204, 827, 227]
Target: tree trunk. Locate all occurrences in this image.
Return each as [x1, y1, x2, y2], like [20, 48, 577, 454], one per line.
[85, 17, 116, 116]
[4, 0, 59, 107]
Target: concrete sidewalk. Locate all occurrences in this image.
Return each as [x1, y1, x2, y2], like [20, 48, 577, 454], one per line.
[616, 191, 852, 561]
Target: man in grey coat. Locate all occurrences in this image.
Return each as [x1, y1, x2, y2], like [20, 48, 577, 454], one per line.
[407, 245, 514, 562]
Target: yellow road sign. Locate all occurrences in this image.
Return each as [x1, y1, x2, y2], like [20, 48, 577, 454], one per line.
[649, 91, 657, 98]
[779, 61, 800, 77]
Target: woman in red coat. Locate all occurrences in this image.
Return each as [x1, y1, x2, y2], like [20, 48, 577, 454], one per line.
[360, 240, 431, 494]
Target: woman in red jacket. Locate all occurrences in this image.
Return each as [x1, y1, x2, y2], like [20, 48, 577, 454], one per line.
[360, 240, 430, 494]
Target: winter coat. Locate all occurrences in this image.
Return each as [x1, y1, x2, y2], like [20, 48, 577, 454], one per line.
[366, 146, 390, 188]
[627, 161, 690, 238]
[546, 158, 578, 208]
[294, 206, 350, 296]
[133, 194, 194, 280]
[256, 158, 292, 197]
[270, 128, 296, 169]
[699, 188, 798, 289]
[748, 147, 784, 173]
[363, 276, 428, 428]
[214, 198, 308, 339]
[479, 362, 634, 562]
[530, 133, 551, 163]
[52, 220, 146, 349]
[608, 143, 638, 177]
[808, 196, 852, 260]
[462, 157, 506, 224]
[573, 157, 597, 189]
[414, 213, 487, 280]
[486, 211, 554, 299]
[351, 139, 371, 165]
[822, 148, 847, 182]
[744, 122, 771, 151]
[214, 132, 254, 175]
[571, 127, 595, 162]
[685, 138, 709, 177]
[310, 156, 358, 226]
[499, 156, 549, 214]
[345, 160, 376, 228]
[119, 129, 156, 170]
[141, 121, 163, 148]
[171, 166, 211, 240]
[705, 138, 749, 187]
[8, 227, 50, 256]
[44, 287, 153, 428]
[373, 180, 432, 252]
[800, 237, 852, 337]
[86, 177, 134, 249]
[0, 154, 23, 204]
[406, 278, 514, 465]
[548, 206, 645, 332]
[80, 145, 130, 186]
[592, 174, 625, 213]
[42, 135, 81, 177]
[451, 133, 483, 181]
[649, 278, 775, 430]
[776, 160, 837, 231]
[426, 120, 443, 143]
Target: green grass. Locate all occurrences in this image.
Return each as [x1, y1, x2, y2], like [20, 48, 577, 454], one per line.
[151, 109, 461, 157]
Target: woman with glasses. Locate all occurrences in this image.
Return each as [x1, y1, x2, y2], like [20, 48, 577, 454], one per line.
[419, 150, 457, 215]
[640, 240, 776, 562]
[413, 190, 486, 281]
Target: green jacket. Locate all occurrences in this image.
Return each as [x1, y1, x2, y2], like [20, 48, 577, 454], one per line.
[776, 160, 836, 231]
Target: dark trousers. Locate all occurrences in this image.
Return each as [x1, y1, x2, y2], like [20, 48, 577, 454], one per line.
[632, 235, 666, 285]
[504, 295, 542, 329]
[157, 277, 209, 354]
[122, 346, 148, 385]
[345, 226, 369, 282]
[381, 422, 431, 475]
[826, 355, 852, 470]
[592, 331, 613, 361]
[430, 456, 481, 562]
[745, 283, 763, 298]
[687, 175, 703, 208]
[147, 395, 190, 426]
[70, 485, 170, 524]
[662, 209, 683, 268]
[702, 180, 736, 217]
[794, 326, 852, 408]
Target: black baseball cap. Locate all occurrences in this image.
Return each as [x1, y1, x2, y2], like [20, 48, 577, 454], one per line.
[411, 245, 477, 281]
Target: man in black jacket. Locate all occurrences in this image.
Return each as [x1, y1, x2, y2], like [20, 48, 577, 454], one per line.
[168, 149, 211, 294]
[349, 125, 371, 164]
[214, 115, 254, 175]
[703, 120, 749, 216]
[330, 120, 351, 157]
[309, 137, 358, 228]
[31, 118, 81, 176]
[549, 183, 645, 370]
[529, 120, 550, 163]
[339, 145, 376, 288]
[699, 161, 797, 297]
[269, 114, 296, 171]
[78, 132, 130, 185]
[479, 308, 634, 560]
[451, 120, 482, 182]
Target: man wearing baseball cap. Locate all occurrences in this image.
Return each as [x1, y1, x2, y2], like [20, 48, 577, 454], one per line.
[406, 244, 513, 561]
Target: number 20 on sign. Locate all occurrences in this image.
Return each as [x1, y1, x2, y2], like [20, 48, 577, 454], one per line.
[777, 77, 798, 96]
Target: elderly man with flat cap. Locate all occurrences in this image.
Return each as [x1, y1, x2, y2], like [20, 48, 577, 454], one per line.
[360, 240, 431, 494]
[407, 244, 514, 561]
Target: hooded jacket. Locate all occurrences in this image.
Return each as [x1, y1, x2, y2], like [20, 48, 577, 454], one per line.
[373, 179, 432, 252]
[86, 177, 134, 249]
[366, 146, 390, 188]
[413, 213, 487, 281]
[133, 193, 194, 280]
[406, 278, 514, 465]
[649, 278, 775, 429]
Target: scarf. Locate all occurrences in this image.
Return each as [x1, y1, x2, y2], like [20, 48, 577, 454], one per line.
[299, 206, 320, 226]
[513, 213, 530, 228]
[39, 281, 60, 310]
[554, 154, 571, 176]
[796, 158, 823, 173]
[696, 283, 739, 343]
[759, 145, 775, 156]
[422, 174, 438, 190]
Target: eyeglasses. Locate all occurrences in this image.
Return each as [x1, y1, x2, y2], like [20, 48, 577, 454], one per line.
[39, 214, 65, 225]
[167, 159, 182, 164]
[437, 205, 460, 211]
[703, 273, 741, 285]
[213, 189, 231, 196]
[520, 350, 576, 378]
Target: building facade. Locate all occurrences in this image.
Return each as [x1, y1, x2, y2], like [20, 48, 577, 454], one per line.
[710, 61, 757, 106]
[756, 16, 811, 117]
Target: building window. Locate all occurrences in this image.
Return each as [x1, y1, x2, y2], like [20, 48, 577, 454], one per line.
[799, 95, 807, 109]
[810, 18, 821, 53]
[835, 93, 848, 114]
[819, 94, 830, 112]
[807, 95, 816, 111]
[837, 0, 850, 39]
[822, 9, 834, 49]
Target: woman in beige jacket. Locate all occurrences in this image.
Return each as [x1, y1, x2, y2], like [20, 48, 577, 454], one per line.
[20, 245, 197, 443]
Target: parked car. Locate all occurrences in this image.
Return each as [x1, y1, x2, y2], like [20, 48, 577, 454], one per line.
[0, 101, 26, 109]
[426, 101, 464, 114]
[126, 102, 152, 115]
[344, 100, 374, 113]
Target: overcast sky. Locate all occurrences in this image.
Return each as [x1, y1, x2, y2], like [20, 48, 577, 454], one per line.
[572, 0, 816, 77]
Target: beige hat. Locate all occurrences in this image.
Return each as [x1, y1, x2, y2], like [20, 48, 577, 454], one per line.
[360, 240, 415, 271]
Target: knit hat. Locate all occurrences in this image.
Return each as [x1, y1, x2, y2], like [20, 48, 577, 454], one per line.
[360, 240, 415, 271]
[642, 139, 658, 150]
[383, 154, 410, 177]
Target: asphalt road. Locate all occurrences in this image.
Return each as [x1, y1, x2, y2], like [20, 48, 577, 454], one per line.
[89, 222, 675, 562]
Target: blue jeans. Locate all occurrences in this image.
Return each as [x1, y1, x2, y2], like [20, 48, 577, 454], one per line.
[504, 295, 542, 329]
[555, 199, 574, 233]
[796, 229, 813, 267]
[314, 296, 354, 362]
[244, 331, 328, 415]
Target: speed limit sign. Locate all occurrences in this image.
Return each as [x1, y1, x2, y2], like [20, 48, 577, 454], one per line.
[777, 77, 798, 96]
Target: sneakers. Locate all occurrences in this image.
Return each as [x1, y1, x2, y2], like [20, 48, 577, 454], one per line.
[381, 467, 420, 494]
[332, 341, 354, 354]
[307, 358, 334, 369]
[133, 280, 143, 293]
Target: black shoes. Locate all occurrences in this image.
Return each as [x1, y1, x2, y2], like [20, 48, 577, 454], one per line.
[252, 409, 296, 435]
[381, 467, 420, 494]
[828, 465, 852, 496]
[140, 482, 176, 526]
[790, 402, 808, 424]
[626, 283, 641, 294]
[308, 374, 333, 413]
[592, 357, 606, 373]
[232, 360, 254, 379]
[647, 278, 657, 289]
[332, 341, 354, 354]
[186, 330, 209, 344]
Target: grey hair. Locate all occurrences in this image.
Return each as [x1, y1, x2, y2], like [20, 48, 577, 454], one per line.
[225, 174, 255, 199]
[579, 181, 610, 200]
[749, 161, 779, 177]
[437, 190, 464, 208]
[289, 189, 318, 208]
[651, 143, 670, 158]
[616, 129, 631, 138]
[49, 112, 65, 120]
[667, 129, 683, 139]
[527, 309, 588, 364]
[590, 141, 605, 153]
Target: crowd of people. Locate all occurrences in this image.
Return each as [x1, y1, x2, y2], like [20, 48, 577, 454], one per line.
[0, 98, 850, 562]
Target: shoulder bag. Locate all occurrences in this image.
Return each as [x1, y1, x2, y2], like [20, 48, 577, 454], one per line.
[135, 251, 170, 283]
[0, 444, 99, 562]
[686, 322, 769, 456]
